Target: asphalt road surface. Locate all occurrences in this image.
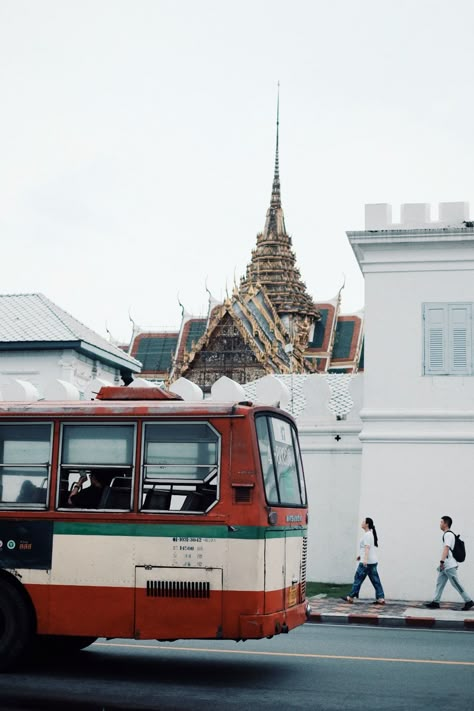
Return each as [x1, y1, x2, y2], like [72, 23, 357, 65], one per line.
[1, 624, 473, 710]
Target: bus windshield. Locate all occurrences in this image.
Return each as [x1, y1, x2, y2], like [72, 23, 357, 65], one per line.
[255, 414, 306, 506]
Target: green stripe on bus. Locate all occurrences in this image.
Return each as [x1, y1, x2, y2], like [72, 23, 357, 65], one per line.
[264, 528, 308, 539]
[54, 522, 307, 539]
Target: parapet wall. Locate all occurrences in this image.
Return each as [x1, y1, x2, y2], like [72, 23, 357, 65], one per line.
[365, 202, 470, 231]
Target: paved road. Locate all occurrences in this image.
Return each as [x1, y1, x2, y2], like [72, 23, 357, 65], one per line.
[1, 624, 474, 710]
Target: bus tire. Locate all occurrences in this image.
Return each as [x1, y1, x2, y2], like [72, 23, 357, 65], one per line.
[0, 579, 34, 672]
[34, 635, 98, 656]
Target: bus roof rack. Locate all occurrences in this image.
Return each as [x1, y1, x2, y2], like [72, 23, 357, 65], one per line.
[96, 386, 183, 401]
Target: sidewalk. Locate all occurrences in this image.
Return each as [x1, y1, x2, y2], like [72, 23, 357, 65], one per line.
[307, 596, 474, 631]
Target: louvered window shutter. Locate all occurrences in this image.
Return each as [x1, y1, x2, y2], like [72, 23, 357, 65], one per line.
[423, 305, 448, 374]
[448, 304, 471, 374]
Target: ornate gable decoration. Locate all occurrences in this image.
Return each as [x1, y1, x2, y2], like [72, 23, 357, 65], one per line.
[171, 284, 312, 392]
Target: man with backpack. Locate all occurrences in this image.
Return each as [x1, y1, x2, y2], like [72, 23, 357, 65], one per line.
[425, 516, 473, 611]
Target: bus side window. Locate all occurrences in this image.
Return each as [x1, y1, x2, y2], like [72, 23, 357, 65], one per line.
[256, 415, 305, 506]
[140, 422, 220, 513]
[0, 423, 52, 509]
[58, 424, 135, 510]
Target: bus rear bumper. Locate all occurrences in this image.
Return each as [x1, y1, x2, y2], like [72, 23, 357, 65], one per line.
[239, 601, 308, 638]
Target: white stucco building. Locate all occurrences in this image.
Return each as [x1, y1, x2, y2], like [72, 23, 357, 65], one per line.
[0, 293, 141, 400]
[347, 202, 474, 601]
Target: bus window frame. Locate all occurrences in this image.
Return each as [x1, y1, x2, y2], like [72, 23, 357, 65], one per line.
[255, 415, 280, 505]
[0, 421, 53, 510]
[291, 426, 307, 506]
[56, 421, 137, 512]
[140, 420, 221, 514]
[255, 413, 306, 508]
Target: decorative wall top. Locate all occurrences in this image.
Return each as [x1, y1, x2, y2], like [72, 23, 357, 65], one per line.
[0, 372, 362, 426]
[365, 202, 470, 231]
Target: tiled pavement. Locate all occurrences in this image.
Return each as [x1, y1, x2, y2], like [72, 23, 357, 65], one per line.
[307, 596, 474, 630]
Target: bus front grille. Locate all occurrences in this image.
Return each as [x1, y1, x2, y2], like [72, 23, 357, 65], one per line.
[300, 537, 307, 600]
[146, 580, 211, 599]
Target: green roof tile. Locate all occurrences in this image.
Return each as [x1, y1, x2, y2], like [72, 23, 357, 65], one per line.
[135, 336, 178, 372]
[308, 308, 328, 348]
[332, 321, 355, 359]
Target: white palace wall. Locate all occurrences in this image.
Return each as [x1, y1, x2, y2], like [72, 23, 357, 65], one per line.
[297, 375, 363, 584]
[348, 202, 474, 601]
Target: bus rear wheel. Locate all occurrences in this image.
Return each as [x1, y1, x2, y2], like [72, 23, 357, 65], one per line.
[34, 635, 98, 656]
[0, 580, 34, 672]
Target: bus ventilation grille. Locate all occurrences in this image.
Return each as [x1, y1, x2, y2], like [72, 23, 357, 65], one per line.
[233, 486, 252, 504]
[300, 537, 308, 599]
[146, 580, 210, 599]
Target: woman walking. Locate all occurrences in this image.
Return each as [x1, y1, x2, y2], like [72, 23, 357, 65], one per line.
[342, 517, 385, 604]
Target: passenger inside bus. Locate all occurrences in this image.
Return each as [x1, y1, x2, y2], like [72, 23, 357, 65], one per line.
[16, 479, 37, 503]
[68, 471, 110, 508]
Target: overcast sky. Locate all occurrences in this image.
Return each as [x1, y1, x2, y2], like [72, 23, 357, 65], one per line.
[1, 1, 473, 343]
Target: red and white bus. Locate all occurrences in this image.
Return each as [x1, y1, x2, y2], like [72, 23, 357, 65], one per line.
[0, 386, 309, 670]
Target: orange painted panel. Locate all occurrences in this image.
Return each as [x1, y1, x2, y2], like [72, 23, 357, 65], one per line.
[27, 583, 135, 637]
[135, 590, 222, 639]
[25, 583, 304, 640]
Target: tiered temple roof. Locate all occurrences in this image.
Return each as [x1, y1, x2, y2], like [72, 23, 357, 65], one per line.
[239, 93, 319, 330]
[127, 97, 363, 387]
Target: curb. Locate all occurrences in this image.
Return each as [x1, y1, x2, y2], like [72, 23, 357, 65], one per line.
[307, 611, 474, 631]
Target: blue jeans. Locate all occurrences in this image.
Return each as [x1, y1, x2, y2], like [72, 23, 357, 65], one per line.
[349, 563, 385, 600]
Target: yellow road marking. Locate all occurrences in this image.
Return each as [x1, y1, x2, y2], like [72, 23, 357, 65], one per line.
[95, 642, 474, 667]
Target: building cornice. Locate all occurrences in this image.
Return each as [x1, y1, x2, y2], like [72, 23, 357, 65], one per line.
[347, 228, 474, 273]
[360, 409, 474, 422]
[347, 226, 474, 239]
[0, 340, 141, 373]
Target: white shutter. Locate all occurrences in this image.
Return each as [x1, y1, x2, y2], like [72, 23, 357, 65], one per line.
[423, 305, 448, 374]
[448, 304, 471, 374]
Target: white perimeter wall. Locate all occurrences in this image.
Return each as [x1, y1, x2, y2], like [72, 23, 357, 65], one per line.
[360, 441, 474, 601]
[349, 213, 474, 601]
[300, 426, 361, 583]
[296, 374, 363, 584]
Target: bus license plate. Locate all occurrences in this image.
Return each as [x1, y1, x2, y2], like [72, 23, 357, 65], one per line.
[288, 584, 297, 607]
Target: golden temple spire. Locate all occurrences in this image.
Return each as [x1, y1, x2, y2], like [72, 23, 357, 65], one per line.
[271, 81, 281, 209]
[264, 83, 286, 238]
[240, 83, 319, 324]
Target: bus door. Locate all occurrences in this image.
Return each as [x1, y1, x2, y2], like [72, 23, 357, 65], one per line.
[264, 529, 285, 613]
[134, 566, 223, 639]
[264, 530, 301, 613]
[258, 413, 306, 615]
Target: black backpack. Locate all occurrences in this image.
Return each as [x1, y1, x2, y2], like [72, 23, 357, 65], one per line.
[444, 532, 466, 563]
